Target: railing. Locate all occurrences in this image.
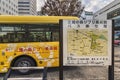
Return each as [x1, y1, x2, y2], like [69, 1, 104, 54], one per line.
[3, 67, 47, 80]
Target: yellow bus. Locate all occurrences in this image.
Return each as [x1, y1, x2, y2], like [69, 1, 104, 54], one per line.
[0, 16, 78, 74]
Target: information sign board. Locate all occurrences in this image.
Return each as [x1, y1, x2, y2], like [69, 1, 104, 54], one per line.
[62, 20, 112, 66]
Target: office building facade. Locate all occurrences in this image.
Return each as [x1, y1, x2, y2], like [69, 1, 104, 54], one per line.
[0, 0, 18, 15]
[93, 0, 120, 30]
[18, 0, 37, 15]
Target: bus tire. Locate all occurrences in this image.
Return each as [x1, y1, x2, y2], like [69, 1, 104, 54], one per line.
[13, 57, 36, 74]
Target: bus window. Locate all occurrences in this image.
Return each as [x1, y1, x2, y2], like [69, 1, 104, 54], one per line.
[0, 24, 59, 43]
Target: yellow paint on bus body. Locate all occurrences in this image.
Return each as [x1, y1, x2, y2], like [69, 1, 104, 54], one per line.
[0, 42, 59, 73]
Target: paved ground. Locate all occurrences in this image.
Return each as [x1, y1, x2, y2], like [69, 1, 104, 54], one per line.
[114, 46, 120, 80]
[0, 46, 120, 80]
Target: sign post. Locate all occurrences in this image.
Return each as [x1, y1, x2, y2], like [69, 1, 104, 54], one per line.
[108, 20, 114, 80]
[59, 20, 64, 80]
[59, 20, 113, 80]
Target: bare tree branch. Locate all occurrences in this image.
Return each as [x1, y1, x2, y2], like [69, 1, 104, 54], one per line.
[40, 0, 84, 17]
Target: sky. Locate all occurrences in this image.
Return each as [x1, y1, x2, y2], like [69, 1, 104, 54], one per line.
[83, 0, 114, 12]
[37, 0, 45, 11]
[37, 0, 114, 12]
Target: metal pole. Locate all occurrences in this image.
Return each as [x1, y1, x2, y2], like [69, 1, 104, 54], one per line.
[3, 68, 12, 80]
[108, 20, 114, 80]
[59, 20, 63, 80]
[43, 67, 47, 80]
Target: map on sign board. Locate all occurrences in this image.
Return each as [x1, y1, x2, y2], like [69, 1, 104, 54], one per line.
[67, 29, 108, 56]
[62, 20, 112, 66]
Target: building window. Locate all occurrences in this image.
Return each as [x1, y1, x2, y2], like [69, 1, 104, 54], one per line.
[18, 9, 30, 10]
[11, 2, 13, 6]
[9, 6, 11, 9]
[9, 12, 11, 15]
[19, 12, 30, 14]
[18, 5, 30, 7]
[3, 8, 5, 12]
[6, 10, 8, 14]
[2, 1, 5, 6]
[6, 4, 8, 7]
[14, 4, 16, 7]
[18, 2, 30, 4]
[13, 9, 15, 12]
[9, 0, 10, 3]
[11, 8, 13, 11]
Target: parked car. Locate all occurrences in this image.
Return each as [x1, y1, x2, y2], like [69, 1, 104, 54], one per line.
[114, 39, 120, 45]
[115, 32, 120, 39]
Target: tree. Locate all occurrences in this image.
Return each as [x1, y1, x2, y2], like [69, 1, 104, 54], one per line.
[41, 0, 84, 18]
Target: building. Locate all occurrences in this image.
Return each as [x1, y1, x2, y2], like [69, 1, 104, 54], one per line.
[0, 0, 18, 15]
[84, 11, 93, 20]
[18, 0, 37, 15]
[80, 11, 93, 20]
[93, 0, 120, 30]
[93, 0, 120, 20]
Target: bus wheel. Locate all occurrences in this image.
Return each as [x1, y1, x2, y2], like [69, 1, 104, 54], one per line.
[13, 57, 36, 74]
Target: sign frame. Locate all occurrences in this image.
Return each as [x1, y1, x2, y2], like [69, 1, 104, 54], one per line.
[62, 20, 112, 66]
[59, 20, 114, 80]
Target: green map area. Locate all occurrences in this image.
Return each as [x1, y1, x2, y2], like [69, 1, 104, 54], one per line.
[67, 29, 108, 56]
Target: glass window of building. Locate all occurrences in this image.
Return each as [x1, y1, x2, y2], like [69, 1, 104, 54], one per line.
[2, 1, 5, 6]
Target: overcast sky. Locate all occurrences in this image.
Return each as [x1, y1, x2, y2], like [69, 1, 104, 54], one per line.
[83, 0, 114, 12]
[37, 0, 114, 12]
[37, 0, 44, 11]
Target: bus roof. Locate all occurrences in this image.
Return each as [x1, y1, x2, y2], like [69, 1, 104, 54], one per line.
[0, 16, 79, 24]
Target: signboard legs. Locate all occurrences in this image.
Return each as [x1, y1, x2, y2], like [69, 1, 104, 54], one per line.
[59, 20, 63, 80]
[108, 20, 114, 80]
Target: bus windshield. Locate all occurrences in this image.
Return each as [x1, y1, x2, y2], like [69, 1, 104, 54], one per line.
[0, 24, 59, 43]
